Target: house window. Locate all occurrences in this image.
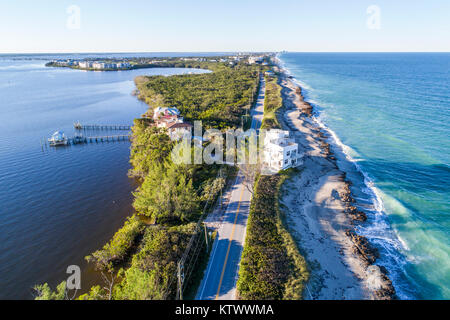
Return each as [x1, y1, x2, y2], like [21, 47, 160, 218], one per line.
[292, 150, 297, 157]
[286, 151, 290, 156]
[285, 160, 288, 165]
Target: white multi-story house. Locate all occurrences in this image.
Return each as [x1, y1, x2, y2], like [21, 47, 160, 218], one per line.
[262, 129, 301, 173]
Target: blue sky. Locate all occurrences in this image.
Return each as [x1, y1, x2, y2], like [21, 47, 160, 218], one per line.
[0, 0, 449, 53]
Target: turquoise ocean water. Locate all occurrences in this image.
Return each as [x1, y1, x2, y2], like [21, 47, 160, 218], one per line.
[279, 53, 450, 299]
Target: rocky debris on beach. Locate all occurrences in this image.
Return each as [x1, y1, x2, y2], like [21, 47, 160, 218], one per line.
[367, 265, 397, 300]
[318, 130, 328, 139]
[303, 103, 314, 117]
[345, 205, 368, 222]
[281, 76, 397, 300]
[294, 87, 313, 116]
[345, 230, 379, 265]
[320, 141, 333, 157]
[339, 181, 356, 203]
[337, 179, 368, 222]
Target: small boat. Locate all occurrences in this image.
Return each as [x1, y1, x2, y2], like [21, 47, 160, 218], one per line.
[73, 121, 82, 129]
[48, 131, 69, 146]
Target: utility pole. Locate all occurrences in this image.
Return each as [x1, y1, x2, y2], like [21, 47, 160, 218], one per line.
[204, 223, 209, 251]
[218, 167, 223, 208]
[177, 261, 184, 300]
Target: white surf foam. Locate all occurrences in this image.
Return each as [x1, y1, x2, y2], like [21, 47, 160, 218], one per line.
[278, 59, 416, 299]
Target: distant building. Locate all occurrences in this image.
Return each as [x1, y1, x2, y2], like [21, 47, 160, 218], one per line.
[166, 122, 193, 141]
[248, 56, 264, 64]
[156, 115, 182, 128]
[151, 106, 192, 140]
[153, 107, 185, 131]
[153, 107, 181, 121]
[92, 62, 105, 69]
[262, 129, 301, 173]
[78, 61, 93, 69]
[116, 62, 131, 69]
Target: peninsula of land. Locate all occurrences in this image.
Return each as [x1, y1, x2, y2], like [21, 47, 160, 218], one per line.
[45, 56, 243, 71]
[34, 53, 396, 301]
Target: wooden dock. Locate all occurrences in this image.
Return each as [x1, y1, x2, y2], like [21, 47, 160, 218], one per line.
[70, 134, 130, 144]
[84, 135, 130, 143]
[74, 122, 131, 130]
[42, 134, 131, 147]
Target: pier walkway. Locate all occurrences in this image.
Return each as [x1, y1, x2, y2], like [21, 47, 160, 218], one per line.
[74, 123, 131, 130]
[70, 134, 130, 144]
[42, 134, 131, 147]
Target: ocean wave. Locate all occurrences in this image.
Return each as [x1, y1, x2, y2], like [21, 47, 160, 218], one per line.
[280, 63, 416, 299]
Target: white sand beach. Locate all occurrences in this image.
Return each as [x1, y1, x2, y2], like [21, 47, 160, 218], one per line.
[277, 73, 395, 300]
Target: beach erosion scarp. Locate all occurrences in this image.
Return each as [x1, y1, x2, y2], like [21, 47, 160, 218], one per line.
[276, 69, 396, 300]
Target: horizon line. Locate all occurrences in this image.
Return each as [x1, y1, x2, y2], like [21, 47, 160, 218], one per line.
[1, 51, 450, 55]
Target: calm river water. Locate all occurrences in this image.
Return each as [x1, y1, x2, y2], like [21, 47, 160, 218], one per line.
[0, 53, 209, 299]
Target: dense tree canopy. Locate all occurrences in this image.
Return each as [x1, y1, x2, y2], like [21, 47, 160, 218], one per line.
[129, 121, 174, 179]
[35, 58, 263, 300]
[133, 162, 200, 224]
[113, 224, 196, 300]
[136, 66, 259, 129]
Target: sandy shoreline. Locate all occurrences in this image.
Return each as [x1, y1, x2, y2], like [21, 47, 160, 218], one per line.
[276, 69, 396, 300]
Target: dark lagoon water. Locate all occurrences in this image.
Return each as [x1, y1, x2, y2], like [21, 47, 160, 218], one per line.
[279, 53, 450, 299]
[0, 55, 209, 299]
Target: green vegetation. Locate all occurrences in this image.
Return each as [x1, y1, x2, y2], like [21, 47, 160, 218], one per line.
[237, 172, 309, 300]
[77, 286, 106, 300]
[261, 76, 283, 130]
[35, 56, 263, 300]
[135, 66, 260, 129]
[129, 123, 174, 179]
[85, 215, 144, 269]
[183, 230, 217, 300]
[237, 74, 308, 300]
[33, 282, 67, 300]
[133, 163, 200, 225]
[113, 223, 197, 300]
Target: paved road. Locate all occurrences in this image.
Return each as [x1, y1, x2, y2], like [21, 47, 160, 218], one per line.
[196, 76, 265, 300]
